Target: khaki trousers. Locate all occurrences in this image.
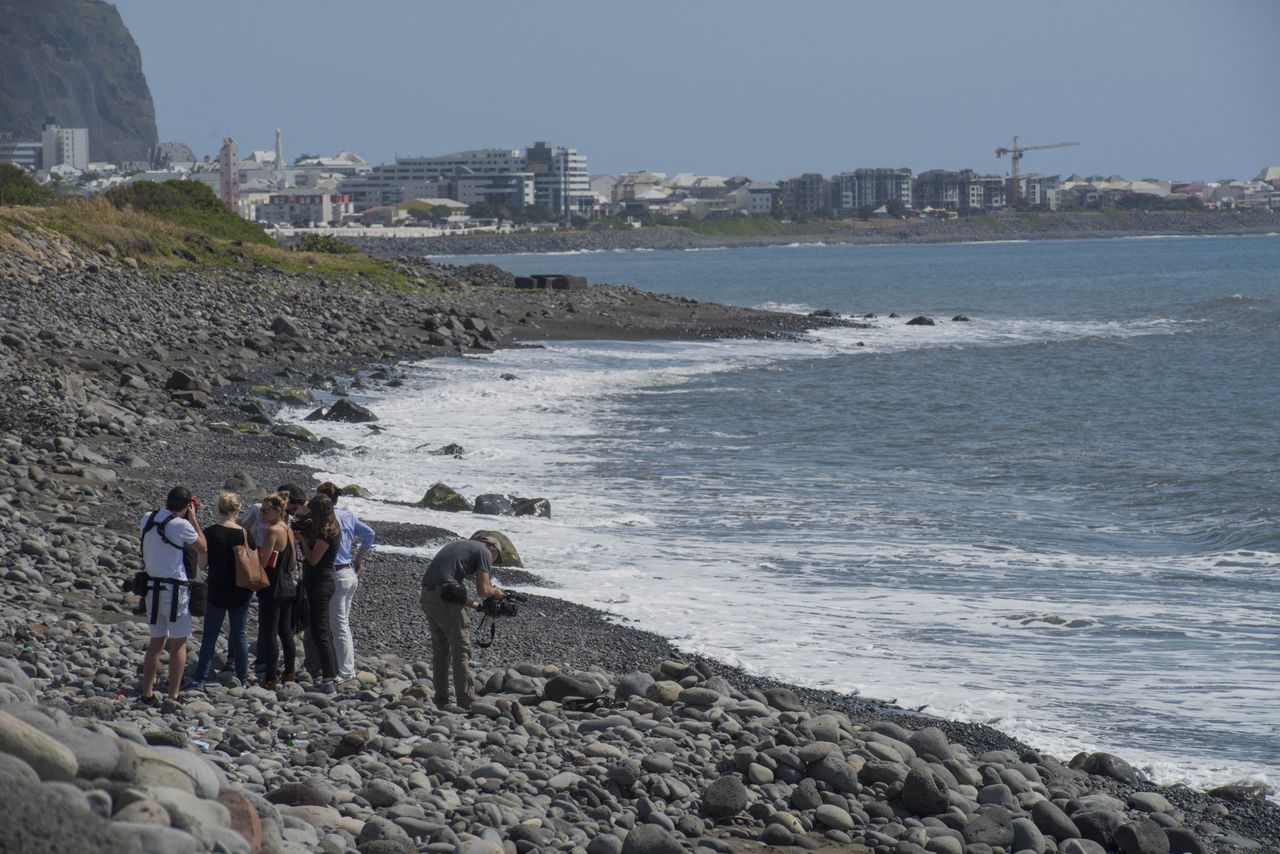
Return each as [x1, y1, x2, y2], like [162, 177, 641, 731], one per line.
[420, 588, 473, 707]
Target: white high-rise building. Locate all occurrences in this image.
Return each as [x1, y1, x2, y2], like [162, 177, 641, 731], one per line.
[41, 120, 89, 171]
[527, 141, 591, 219]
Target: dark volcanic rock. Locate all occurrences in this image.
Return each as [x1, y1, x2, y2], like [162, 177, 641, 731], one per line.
[418, 483, 472, 512]
[0, 0, 158, 162]
[906, 315, 936, 326]
[321, 398, 377, 423]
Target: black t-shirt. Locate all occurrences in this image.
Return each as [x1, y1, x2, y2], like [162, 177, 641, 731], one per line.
[205, 524, 256, 610]
[305, 533, 338, 575]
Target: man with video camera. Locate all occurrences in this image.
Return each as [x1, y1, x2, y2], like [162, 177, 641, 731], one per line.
[419, 534, 506, 709]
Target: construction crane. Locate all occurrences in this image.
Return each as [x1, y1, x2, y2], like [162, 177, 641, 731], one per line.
[996, 136, 1080, 206]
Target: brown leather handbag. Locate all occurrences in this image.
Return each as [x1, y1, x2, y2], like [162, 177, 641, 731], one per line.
[234, 529, 269, 591]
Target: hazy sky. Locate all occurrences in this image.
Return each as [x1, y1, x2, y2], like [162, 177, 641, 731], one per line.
[112, 0, 1278, 181]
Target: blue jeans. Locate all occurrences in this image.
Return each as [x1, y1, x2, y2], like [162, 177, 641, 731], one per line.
[194, 601, 250, 682]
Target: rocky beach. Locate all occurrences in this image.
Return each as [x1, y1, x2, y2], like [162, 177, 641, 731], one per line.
[1, 215, 1277, 854]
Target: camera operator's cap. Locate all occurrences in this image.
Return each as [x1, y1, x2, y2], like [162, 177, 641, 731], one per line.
[477, 536, 503, 563]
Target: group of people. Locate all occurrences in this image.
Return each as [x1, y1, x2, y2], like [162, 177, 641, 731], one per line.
[137, 481, 376, 705]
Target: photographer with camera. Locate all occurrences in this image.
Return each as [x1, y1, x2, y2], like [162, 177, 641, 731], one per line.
[138, 486, 207, 705]
[419, 535, 505, 709]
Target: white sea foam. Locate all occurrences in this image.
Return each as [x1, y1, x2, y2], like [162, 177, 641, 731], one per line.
[285, 317, 1278, 798]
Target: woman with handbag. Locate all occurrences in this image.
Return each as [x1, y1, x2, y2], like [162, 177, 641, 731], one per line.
[189, 492, 256, 688]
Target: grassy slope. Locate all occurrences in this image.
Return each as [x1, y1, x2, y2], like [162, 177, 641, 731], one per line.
[0, 198, 432, 288]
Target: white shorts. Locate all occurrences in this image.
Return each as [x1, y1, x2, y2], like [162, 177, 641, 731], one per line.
[147, 585, 192, 639]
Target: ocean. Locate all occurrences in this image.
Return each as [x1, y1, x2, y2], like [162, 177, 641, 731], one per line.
[292, 234, 1279, 795]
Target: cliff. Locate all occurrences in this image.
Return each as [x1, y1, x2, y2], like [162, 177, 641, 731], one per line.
[0, 0, 158, 163]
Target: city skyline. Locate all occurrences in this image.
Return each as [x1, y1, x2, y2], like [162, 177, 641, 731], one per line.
[112, 0, 1279, 181]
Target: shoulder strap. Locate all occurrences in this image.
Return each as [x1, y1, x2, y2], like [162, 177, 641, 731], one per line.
[242, 528, 250, 548]
[143, 510, 185, 551]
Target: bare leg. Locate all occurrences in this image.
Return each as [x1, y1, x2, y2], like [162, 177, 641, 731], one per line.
[141, 636, 166, 697]
[166, 638, 187, 699]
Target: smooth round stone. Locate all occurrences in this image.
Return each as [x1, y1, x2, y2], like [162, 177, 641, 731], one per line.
[815, 804, 855, 832]
[621, 823, 683, 854]
[1127, 792, 1173, 814]
[644, 682, 682, 705]
[584, 742, 625, 760]
[797, 741, 841, 763]
[548, 772, 582, 790]
[0, 710, 78, 781]
[641, 753, 673, 773]
[111, 821, 203, 854]
[802, 714, 845, 743]
[470, 763, 510, 781]
[587, 833, 624, 854]
[328, 763, 362, 787]
[760, 823, 793, 845]
[747, 762, 773, 784]
[768, 812, 806, 836]
[115, 797, 170, 825]
[361, 778, 406, 808]
[678, 687, 721, 707]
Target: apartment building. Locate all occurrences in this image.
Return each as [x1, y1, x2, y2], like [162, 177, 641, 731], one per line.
[339, 143, 588, 215]
[42, 121, 89, 172]
[832, 168, 913, 213]
[728, 181, 779, 216]
[255, 191, 353, 226]
[781, 173, 831, 217]
[913, 169, 1005, 213]
[527, 142, 592, 218]
[0, 140, 43, 169]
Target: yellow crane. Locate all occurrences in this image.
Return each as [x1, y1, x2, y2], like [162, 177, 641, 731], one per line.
[996, 136, 1080, 206]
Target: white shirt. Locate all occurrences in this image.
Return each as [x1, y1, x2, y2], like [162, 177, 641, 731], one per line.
[139, 509, 198, 579]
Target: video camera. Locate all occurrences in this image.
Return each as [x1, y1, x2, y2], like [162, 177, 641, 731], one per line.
[480, 590, 528, 619]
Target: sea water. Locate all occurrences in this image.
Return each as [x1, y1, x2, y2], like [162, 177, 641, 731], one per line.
[292, 234, 1279, 795]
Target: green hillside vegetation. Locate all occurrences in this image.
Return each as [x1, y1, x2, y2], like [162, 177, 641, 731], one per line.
[103, 180, 274, 245]
[0, 164, 56, 206]
[685, 217, 791, 237]
[0, 181, 431, 288]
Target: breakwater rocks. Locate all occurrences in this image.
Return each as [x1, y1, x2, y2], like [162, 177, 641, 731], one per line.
[343, 211, 1278, 258]
[1, 220, 1277, 853]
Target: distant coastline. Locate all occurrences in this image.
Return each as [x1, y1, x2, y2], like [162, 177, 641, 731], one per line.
[335, 209, 1278, 257]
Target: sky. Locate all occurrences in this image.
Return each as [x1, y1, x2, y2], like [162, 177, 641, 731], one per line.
[111, 0, 1279, 182]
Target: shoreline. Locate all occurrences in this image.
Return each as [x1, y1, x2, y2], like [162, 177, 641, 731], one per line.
[329, 210, 1280, 258]
[1, 221, 1277, 852]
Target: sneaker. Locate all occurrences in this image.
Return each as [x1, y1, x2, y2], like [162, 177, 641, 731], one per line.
[136, 694, 161, 708]
[263, 679, 279, 691]
[182, 679, 206, 692]
[282, 672, 298, 683]
[317, 681, 336, 695]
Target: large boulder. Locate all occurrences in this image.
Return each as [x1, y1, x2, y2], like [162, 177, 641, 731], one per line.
[901, 767, 950, 815]
[0, 710, 77, 781]
[513, 497, 551, 518]
[418, 483, 472, 512]
[470, 530, 522, 567]
[1078, 751, 1142, 785]
[474, 494, 515, 516]
[621, 824, 683, 854]
[322, 399, 377, 423]
[544, 673, 606, 702]
[702, 775, 749, 818]
[906, 315, 936, 326]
